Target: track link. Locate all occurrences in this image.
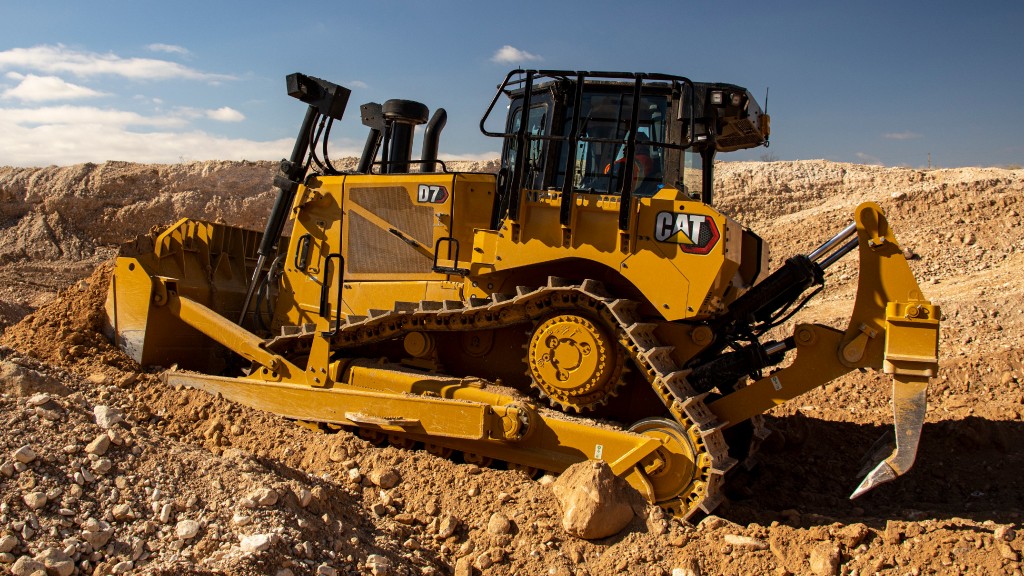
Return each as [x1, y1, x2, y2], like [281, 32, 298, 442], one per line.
[269, 278, 735, 519]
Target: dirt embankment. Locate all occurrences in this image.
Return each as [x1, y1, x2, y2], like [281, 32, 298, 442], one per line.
[0, 159, 1021, 575]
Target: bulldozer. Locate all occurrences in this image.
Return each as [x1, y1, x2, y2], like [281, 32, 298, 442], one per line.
[104, 70, 940, 519]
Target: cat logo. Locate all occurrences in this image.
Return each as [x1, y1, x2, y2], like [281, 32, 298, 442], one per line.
[416, 184, 449, 204]
[653, 211, 720, 254]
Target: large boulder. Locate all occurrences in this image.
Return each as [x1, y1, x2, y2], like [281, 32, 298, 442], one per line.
[550, 461, 637, 539]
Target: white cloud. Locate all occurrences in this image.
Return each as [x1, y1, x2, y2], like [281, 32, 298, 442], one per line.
[146, 43, 190, 56]
[206, 106, 245, 122]
[169, 106, 245, 123]
[348, 80, 369, 90]
[0, 105, 185, 128]
[855, 152, 883, 165]
[0, 44, 234, 82]
[882, 131, 922, 140]
[2, 74, 106, 102]
[0, 104, 364, 166]
[491, 45, 542, 64]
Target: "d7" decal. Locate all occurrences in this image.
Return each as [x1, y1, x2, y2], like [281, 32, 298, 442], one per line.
[417, 184, 449, 204]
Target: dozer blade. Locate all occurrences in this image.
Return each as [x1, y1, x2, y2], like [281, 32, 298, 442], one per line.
[851, 375, 927, 498]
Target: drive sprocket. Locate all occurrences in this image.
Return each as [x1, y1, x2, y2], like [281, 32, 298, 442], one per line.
[526, 314, 625, 411]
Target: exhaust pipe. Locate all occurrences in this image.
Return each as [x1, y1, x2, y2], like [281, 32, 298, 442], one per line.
[420, 108, 447, 172]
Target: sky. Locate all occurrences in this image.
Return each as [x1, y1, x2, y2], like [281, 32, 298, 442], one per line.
[0, 1, 1021, 168]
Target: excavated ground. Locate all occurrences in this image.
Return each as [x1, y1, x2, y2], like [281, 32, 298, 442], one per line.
[0, 159, 1021, 575]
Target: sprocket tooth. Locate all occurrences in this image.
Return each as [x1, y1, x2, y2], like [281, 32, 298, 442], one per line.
[546, 276, 573, 288]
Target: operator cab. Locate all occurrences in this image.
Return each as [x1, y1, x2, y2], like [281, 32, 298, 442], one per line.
[481, 70, 770, 229]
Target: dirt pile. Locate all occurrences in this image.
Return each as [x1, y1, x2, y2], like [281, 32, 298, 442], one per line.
[0, 159, 1022, 575]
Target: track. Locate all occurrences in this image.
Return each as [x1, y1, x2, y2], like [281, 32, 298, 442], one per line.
[267, 277, 738, 518]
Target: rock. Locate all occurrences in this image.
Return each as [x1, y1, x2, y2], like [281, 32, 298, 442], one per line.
[346, 468, 362, 484]
[698, 515, 735, 532]
[110, 560, 134, 574]
[85, 434, 111, 456]
[883, 520, 902, 545]
[35, 547, 74, 576]
[998, 542, 1020, 562]
[176, 519, 201, 540]
[107, 428, 125, 446]
[436, 516, 459, 539]
[366, 554, 391, 575]
[10, 555, 46, 576]
[809, 543, 840, 576]
[91, 458, 113, 475]
[0, 534, 16, 553]
[672, 558, 702, 576]
[0, 462, 14, 478]
[25, 393, 51, 407]
[297, 487, 313, 508]
[328, 441, 347, 463]
[22, 492, 47, 510]
[550, 461, 636, 540]
[836, 523, 869, 548]
[317, 564, 339, 576]
[94, 405, 124, 429]
[723, 534, 769, 551]
[994, 525, 1016, 542]
[87, 373, 110, 386]
[487, 512, 513, 535]
[240, 533, 274, 553]
[81, 520, 114, 549]
[112, 503, 133, 521]
[371, 502, 387, 517]
[159, 503, 174, 524]
[12, 445, 36, 464]
[474, 551, 494, 570]
[369, 469, 400, 489]
[247, 487, 279, 507]
[454, 556, 473, 576]
[0, 362, 70, 398]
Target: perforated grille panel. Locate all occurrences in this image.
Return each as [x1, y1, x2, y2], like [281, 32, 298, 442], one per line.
[346, 186, 434, 274]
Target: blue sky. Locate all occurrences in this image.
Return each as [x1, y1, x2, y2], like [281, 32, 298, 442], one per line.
[0, 1, 1020, 168]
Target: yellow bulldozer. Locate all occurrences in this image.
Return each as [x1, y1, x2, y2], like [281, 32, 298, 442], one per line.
[104, 70, 940, 519]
